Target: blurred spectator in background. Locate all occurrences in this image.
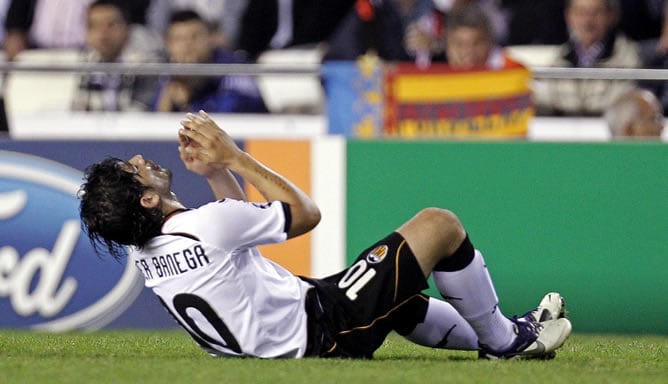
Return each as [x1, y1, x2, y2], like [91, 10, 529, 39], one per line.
[655, 2, 668, 55]
[651, 1, 668, 111]
[500, 0, 568, 45]
[2, 0, 153, 61]
[604, 88, 664, 138]
[153, 10, 267, 113]
[433, 0, 509, 43]
[533, 0, 643, 116]
[0, 0, 12, 133]
[440, 4, 519, 69]
[615, 0, 668, 111]
[71, 0, 163, 112]
[323, 0, 410, 61]
[146, 0, 249, 50]
[0, 0, 10, 47]
[404, 4, 520, 69]
[217, 0, 251, 50]
[617, 0, 666, 53]
[236, 0, 357, 61]
[4, 0, 92, 61]
[402, 0, 511, 67]
[396, 0, 439, 66]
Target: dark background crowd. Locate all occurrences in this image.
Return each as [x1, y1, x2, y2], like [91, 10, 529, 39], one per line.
[0, 0, 665, 133]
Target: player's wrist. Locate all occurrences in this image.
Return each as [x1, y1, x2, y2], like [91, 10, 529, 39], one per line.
[203, 170, 222, 181]
[225, 150, 251, 172]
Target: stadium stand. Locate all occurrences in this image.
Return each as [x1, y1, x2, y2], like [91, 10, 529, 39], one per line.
[4, 49, 81, 115]
[505, 45, 561, 67]
[255, 47, 325, 114]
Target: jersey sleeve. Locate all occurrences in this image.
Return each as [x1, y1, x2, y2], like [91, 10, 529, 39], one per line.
[191, 199, 289, 250]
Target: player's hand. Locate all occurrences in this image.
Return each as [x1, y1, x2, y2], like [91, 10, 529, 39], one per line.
[178, 110, 244, 171]
[178, 128, 217, 177]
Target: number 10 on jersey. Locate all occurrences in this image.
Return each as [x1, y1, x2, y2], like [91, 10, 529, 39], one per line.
[338, 260, 376, 300]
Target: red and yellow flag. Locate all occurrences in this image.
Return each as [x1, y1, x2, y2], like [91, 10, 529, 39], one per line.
[384, 63, 534, 138]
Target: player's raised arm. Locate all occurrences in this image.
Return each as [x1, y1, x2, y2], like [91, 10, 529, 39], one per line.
[180, 111, 321, 238]
[179, 114, 246, 201]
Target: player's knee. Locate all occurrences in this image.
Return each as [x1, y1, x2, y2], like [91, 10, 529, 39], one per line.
[415, 207, 460, 226]
[415, 207, 465, 239]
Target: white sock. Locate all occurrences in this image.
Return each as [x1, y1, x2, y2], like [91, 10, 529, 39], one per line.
[404, 297, 479, 350]
[432, 250, 515, 351]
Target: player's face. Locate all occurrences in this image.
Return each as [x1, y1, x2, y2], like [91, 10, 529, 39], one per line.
[123, 155, 173, 194]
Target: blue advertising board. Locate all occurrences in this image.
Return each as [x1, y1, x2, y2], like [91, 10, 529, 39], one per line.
[0, 140, 225, 330]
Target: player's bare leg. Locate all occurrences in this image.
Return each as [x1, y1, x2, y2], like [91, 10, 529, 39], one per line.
[396, 208, 571, 358]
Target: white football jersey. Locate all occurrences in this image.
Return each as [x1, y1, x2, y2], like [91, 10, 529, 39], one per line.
[129, 199, 313, 358]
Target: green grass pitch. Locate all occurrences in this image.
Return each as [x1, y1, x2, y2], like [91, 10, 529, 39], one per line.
[0, 330, 666, 384]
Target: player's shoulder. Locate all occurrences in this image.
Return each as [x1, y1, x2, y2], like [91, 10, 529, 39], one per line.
[172, 199, 284, 227]
[186, 199, 237, 215]
[164, 199, 247, 229]
[200, 199, 283, 212]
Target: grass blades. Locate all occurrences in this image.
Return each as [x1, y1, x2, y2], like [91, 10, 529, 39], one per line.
[0, 331, 666, 384]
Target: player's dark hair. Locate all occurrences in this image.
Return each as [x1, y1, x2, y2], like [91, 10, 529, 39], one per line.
[78, 157, 163, 260]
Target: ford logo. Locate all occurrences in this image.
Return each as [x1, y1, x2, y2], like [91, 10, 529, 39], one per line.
[0, 151, 143, 331]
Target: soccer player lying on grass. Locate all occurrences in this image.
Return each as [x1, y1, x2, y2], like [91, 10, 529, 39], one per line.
[79, 111, 572, 359]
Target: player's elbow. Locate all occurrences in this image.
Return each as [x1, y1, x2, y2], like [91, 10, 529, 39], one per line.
[303, 206, 322, 233]
[288, 203, 321, 239]
[306, 204, 322, 229]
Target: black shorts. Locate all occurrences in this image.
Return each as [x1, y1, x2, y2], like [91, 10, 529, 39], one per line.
[302, 232, 430, 358]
